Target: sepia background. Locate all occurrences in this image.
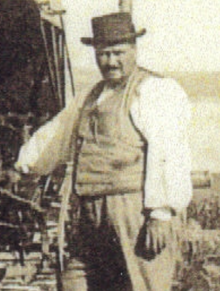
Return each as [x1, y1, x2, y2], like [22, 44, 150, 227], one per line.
[0, 0, 220, 290]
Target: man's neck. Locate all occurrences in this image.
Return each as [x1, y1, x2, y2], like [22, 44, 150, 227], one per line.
[104, 78, 128, 90]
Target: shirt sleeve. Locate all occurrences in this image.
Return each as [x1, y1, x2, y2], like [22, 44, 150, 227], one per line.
[15, 98, 79, 175]
[130, 77, 192, 215]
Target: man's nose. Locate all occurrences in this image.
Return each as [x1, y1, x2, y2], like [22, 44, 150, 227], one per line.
[108, 53, 118, 66]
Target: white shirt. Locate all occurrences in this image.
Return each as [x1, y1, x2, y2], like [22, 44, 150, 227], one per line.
[131, 77, 192, 219]
[16, 76, 192, 220]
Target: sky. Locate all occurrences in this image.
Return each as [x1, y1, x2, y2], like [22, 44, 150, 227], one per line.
[60, 0, 220, 73]
[133, 0, 220, 72]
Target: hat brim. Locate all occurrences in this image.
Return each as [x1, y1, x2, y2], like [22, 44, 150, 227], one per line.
[81, 28, 146, 46]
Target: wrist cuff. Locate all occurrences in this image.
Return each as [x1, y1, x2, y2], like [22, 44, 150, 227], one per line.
[150, 209, 172, 221]
[14, 162, 30, 174]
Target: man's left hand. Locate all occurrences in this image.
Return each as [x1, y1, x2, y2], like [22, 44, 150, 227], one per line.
[135, 212, 181, 261]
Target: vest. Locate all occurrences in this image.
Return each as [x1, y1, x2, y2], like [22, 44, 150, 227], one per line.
[75, 68, 151, 196]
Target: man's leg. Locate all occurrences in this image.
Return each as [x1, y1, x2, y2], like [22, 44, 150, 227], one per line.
[61, 196, 131, 291]
[62, 193, 177, 291]
[107, 192, 176, 291]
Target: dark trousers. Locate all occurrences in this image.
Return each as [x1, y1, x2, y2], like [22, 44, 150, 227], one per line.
[62, 193, 176, 291]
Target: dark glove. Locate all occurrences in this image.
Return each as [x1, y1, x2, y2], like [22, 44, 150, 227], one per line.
[135, 217, 168, 261]
[135, 207, 182, 261]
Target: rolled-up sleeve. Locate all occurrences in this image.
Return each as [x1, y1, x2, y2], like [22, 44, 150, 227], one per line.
[130, 77, 192, 214]
[15, 98, 79, 176]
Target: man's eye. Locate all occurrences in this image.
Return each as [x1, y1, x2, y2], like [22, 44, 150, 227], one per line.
[97, 52, 108, 57]
[114, 51, 123, 56]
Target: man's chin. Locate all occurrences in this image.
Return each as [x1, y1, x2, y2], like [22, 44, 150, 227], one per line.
[105, 77, 126, 87]
[104, 73, 126, 82]
[105, 73, 123, 80]
[107, 77, 123, 82]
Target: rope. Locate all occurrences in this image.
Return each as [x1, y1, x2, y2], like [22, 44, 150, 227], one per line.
[40, 17, 58, 102]
[59, 31, 66, 107]
[51, 25, 63, 108]
[60, 15, 75, 98]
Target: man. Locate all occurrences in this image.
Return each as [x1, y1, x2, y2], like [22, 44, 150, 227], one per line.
[16, 13, 192, 291]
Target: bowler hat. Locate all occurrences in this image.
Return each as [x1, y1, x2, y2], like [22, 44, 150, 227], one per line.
[81, 12, 146, 48]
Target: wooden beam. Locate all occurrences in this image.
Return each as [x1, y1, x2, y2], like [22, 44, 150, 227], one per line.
[119, 0, 132, 14]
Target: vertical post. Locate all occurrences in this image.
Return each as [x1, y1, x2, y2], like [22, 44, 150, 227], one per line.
[119, 0, 132, 14]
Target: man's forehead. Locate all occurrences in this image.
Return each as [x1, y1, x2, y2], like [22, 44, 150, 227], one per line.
[95, 43, 135, 52]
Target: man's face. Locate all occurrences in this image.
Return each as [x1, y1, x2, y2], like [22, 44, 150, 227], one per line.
[95, 43, 137, 82]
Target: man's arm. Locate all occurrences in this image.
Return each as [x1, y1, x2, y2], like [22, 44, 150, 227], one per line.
[15, 98, 81, 176]
[130, 76, 192, 220]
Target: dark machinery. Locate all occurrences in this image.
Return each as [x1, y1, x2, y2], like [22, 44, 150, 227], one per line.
[0, 0, 71, 267]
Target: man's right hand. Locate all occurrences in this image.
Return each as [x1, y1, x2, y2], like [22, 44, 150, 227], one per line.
[0, 169, 21, 187]
[14, 162, 30, 174]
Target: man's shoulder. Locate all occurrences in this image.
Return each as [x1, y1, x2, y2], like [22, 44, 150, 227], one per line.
[131, 68, 188, 112]
[137, 69, 186, 98]
[136, 67, 164, 84]
[137, 66, 163, 80]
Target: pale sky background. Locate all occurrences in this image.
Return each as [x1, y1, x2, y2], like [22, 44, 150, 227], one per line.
[59, 0, 220, 73]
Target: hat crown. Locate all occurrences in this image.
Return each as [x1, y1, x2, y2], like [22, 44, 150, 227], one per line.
[92, 13, 135, 45]
[81, 12, 146, 47]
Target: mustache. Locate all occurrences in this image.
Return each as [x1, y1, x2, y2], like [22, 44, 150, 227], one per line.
[102, 65, 121, 72]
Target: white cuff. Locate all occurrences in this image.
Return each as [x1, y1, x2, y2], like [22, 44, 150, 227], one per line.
[14, 162, 30, 174]
[150, 208, 172, 221]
